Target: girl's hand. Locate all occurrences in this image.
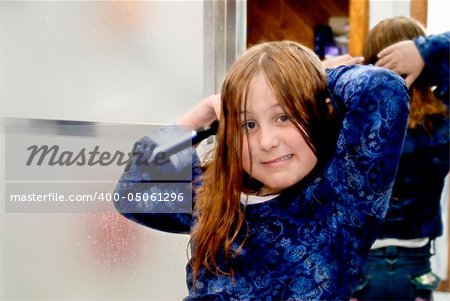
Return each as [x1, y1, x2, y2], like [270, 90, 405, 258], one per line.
[375, 40, 425, 88]
[178, 94, 221, 129]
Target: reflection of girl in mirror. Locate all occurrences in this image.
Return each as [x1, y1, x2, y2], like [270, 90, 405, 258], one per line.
[352, 17, 449, 301]
[115, 41, 410, 300]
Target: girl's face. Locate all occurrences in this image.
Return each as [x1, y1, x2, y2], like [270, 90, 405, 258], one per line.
[241, 73, 318, 195]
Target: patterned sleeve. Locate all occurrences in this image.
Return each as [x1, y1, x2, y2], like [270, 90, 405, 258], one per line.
[113, 125, 202, 234]
[414, 31, 450, 103]
[325, 65, 410, 217]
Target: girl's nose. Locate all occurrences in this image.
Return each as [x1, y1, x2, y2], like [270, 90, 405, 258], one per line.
[258, 126, 280, 151]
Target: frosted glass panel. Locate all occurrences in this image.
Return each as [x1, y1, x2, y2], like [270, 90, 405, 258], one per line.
[1, 1, 205, 300]
[2, 212, 190, 300]
[0, 1, 204, 124]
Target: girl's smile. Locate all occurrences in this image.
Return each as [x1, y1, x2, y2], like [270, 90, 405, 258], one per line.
[261, 154, 294, 166]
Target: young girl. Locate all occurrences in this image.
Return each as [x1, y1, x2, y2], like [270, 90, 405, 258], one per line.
[114, 41, 410, 300]
[352, 18, 449, 300]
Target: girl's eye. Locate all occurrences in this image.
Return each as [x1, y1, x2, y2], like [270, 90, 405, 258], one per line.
[242, 121, 257, 130]
[276, 115, 290, 123]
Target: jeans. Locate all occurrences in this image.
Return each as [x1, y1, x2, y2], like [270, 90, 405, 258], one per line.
[352, 242, 440, 301]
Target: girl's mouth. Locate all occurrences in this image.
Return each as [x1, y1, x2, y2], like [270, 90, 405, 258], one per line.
[262, 154, 293, 165]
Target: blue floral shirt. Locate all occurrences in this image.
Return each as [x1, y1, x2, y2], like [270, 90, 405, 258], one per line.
[114, 65, 410, 300]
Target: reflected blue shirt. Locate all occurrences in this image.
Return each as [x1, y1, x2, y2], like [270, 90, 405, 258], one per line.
[378, 32, 450, 240]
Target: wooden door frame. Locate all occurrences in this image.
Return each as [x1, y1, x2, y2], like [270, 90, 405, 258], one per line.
[411, 0, 428, 27]
[348, 0, 369, 56]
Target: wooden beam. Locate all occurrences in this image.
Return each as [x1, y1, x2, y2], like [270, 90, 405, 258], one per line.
[410, 0, 428, 28]
[348, 0, 368, 56]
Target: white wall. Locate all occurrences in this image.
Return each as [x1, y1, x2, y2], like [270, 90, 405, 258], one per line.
[369, 0, 410, 29]
[427, 0, 450, 34]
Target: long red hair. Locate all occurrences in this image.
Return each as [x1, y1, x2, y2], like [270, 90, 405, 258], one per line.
[190, 41, 337, 283]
